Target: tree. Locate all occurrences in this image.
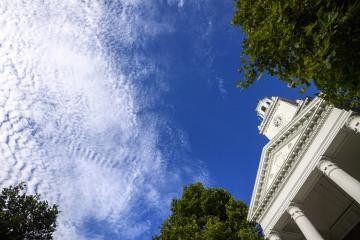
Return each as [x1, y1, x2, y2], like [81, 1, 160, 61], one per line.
[153, 183, 263, 240]
[232, 0, 360, 109]
[0, 183, 59, 240]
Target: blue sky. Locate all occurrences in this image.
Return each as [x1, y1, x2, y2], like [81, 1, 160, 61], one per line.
[0, 1, 318, 239]
[124, 0, 317, 204]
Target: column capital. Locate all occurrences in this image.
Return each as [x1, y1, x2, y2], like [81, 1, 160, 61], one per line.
[268, 231, 281, 240]
[319, 155, 335, 162]
[287, 203, 304, 221]
[317, 158, 338, 176]
[286, 203, 325, 240]
[317, 156, 360, 204]
[345, 114, 360, 133]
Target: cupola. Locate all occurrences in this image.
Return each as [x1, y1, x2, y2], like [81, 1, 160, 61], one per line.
[256, 97, 306, 140]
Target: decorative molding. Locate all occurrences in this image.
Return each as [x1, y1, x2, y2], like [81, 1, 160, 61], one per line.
[248, 97, 332, 221]
[263, 133, 302, 190]
[268, 230, 282, 240]
[262, 108, 352, 236]
[317, 157, 338, 176]
[287, 203, 305, 221]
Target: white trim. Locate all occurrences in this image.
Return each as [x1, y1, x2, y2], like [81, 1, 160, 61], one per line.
[262, 109, 352, 236]
[248, 98, 328, 220]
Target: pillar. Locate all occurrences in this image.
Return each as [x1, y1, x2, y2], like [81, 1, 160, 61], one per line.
[268, 231, 281, 240]
[287, 204, 324, 240]
[345, 115, 360, 133]
[317, 158, 360, 204]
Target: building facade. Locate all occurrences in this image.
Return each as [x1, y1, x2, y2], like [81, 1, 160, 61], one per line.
[248, 97, 360, 240]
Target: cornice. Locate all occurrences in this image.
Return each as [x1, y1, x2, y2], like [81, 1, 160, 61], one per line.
[248, 98, 332, 221]
[293, 97, 311, 116]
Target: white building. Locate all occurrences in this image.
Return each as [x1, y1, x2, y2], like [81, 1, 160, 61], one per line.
[248, 96, 360, 240]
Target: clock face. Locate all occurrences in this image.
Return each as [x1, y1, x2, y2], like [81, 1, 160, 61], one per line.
[273, 115, 283, 127]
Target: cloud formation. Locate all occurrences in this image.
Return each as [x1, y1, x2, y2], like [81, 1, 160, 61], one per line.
[0, 1, 207, 239]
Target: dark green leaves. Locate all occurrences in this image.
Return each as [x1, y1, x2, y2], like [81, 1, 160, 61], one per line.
[0, 183, 59, 240]
[153, 183, 263, 240]
[233, 0, 360, 110]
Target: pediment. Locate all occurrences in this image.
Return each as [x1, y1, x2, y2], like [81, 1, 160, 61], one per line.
[264, 133, 301, 191]
[248, 97, 332, 221]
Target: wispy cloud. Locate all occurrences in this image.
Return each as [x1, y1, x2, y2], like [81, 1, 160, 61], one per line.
[217, 78, 228, 98]
[0, 1, 207, 239]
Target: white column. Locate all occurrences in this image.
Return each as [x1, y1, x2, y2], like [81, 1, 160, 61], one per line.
[287, 204, 324, 240]
[345, 115, 360, 133]
[268, 231, 281, 240]
[317, 158, 360, 204]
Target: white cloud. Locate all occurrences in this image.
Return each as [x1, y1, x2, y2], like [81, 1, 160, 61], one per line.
[0, 1, 207, 239]
[217, 78, 228, 98]
[167, 0, 185, 8]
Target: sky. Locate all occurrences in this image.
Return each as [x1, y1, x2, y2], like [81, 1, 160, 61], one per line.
[0, 1, 317, 239]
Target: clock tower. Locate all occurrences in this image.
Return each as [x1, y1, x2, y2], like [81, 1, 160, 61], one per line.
[256, 97, 308, 140]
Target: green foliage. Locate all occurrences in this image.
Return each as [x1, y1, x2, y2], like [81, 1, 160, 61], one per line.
[232, 0, 360, 110]
[153, 183, 263, 240]
[0, 183, 59, 240]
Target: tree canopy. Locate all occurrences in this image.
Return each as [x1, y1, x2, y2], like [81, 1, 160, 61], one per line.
[153, 183, 263, 240]
[0, 183, 59, 240]
[232, 0, 360, 109]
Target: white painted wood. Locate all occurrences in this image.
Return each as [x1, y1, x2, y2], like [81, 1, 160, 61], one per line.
[318, 158, 360, 204]
[260, 108, 350, 236]
[287, 204, 324, 240]
[256, 97, 302, 140]
[268, 231, 282, 240]
[345, 114, 360, 133]
[248, 96, 357, 239]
